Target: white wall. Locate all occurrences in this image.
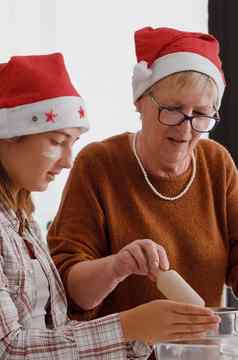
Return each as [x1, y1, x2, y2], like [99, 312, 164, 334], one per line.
[0, 0, 208, 235]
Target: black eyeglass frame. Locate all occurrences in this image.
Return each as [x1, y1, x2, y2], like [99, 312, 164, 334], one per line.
[148, 92, 221, 134]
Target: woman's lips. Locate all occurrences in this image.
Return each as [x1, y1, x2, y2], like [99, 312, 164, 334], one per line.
[168, 137, 188, 143]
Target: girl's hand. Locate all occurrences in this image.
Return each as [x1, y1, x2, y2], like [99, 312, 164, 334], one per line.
[120, 300, 220, 345]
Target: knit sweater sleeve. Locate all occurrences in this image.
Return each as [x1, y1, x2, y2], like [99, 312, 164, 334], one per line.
[224, 148, 238, 296]
[48, 143, 109, 319]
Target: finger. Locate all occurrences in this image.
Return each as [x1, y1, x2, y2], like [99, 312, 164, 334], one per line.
[156, 244, 170, 270]
[172, 303, 216, 316]
[140, 241, 161, 274]
[169, 331, 208, 342]
[140, 241, 170, 274]
[126, 246, 148, 274]
[174, 321, 219, 333]
[130, 239, 170, 272]
[172, 313, 221, 325]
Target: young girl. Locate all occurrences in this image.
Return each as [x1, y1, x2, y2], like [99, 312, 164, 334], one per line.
[0, 53, 219, 359]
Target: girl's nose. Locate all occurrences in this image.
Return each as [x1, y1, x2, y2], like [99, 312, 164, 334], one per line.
[59, 148, 73, 169]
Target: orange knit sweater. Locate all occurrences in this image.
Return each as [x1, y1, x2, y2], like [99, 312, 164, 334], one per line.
[48, 133, 238, 321]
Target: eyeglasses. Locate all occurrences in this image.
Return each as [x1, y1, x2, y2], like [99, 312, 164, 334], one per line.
[148, 93, 220, 133]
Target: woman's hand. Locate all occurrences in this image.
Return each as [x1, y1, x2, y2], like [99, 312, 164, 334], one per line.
[120, 300, 220, 345]
[66, 240, 168, 310]
[111, 239, 169, 282]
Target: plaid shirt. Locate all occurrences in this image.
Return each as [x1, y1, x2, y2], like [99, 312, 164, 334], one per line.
[0, 203, 151, 359]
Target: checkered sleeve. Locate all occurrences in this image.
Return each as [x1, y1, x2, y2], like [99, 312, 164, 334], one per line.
[0, 216, 152, 359]
[71, 313, 152, 359]
[0, 263, 151, 360]
[0, 313, 151, 359]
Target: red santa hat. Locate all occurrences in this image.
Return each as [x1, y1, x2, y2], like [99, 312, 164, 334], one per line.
[132, 27, 225, 106]
[0, 53, 89, 138]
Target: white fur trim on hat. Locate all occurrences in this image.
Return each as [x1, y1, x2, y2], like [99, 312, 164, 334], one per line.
[132, 52, 225, 107]
[133, 61, 153, 82]
[0, 96, 89, 139]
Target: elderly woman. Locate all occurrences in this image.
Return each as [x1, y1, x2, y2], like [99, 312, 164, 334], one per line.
[48, 27, 230, 354]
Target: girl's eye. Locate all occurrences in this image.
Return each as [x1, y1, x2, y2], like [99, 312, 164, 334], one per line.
[51, 139, 63, 146]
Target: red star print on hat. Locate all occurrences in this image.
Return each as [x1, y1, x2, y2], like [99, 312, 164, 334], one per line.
[45, 110, 58, 123]
[78, 106, 85, 119]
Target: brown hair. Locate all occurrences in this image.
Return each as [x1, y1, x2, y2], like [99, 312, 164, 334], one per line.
[0, 161, 34, 218]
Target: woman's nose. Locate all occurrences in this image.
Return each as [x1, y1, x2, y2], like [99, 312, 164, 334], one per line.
[177, 116, 193, 135]
[182, 107, 194, 116]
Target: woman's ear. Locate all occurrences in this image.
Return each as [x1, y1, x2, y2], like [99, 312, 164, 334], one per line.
[135, 98, 142, 113]
[135, 96, 148, 121]
[136, 96, 147, 119]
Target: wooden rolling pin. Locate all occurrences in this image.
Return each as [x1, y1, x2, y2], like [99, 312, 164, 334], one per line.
[156, 270, 205, 306]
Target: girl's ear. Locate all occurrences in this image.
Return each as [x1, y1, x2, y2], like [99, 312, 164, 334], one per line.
[6, 136, 22, 143]
[0, 137, 22, 152]
[0, 139, 13, 146]
[0, 139, 10, 156]
[5, 139, 16, 143]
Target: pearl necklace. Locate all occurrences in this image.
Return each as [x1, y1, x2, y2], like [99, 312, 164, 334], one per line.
[132, 132, 196, 201]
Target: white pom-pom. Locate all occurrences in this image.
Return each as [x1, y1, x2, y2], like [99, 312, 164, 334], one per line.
[133, 61, 152, 82]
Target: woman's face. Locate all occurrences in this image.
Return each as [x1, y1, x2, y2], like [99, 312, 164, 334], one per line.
[137, 75, 218, 165]
[0, 128, 81, 192]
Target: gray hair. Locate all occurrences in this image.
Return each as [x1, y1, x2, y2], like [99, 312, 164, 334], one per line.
[152, 71, 218, 108]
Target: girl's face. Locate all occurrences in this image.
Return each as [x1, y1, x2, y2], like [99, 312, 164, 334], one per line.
[0, 128, 81, 192]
